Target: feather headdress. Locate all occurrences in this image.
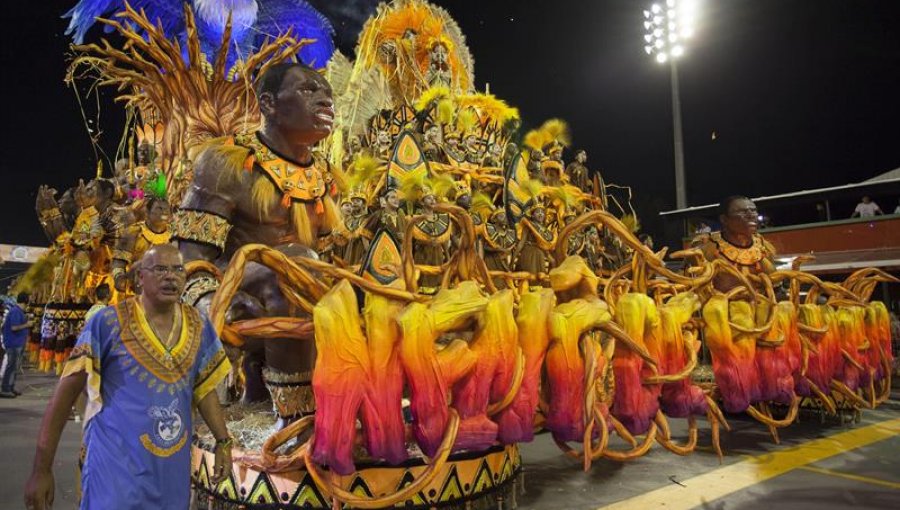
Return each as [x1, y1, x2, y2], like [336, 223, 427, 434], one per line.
[354, 0, 475, 102]
[520, 177, 546, 213]
[524, 118, 572, 152]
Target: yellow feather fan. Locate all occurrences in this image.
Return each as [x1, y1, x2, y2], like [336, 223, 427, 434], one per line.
[524, 129, 547, 151]
[457, 93, 520, 126]
[520, 177, 545, 203]
[429, 173, 456, 201]
[348, 154, 382, 189]
[548, 184, 582, 212]
[471, 190, 494, 218]
[457, 108, 478, 134]
[415, 85, 452, 112]
[398, 167, 428, 202]
[436, 98, 455, 126]
[540, 119, 572, 147]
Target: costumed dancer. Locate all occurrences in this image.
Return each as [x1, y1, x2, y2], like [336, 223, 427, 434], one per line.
[513, 194, 558, 288]
[363, 186, 407, 242]
[340, 187, 370, 267]
[566, 149, 591, 193]
[408, 179, 453, 293]
[474, 194, 517, 289]
[112, 195, 173, 296]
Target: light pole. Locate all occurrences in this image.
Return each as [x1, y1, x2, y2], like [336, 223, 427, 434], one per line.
[643, 0, 697, 210]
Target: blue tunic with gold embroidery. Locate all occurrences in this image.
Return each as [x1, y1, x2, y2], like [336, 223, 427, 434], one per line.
[62, 299, 230, 510]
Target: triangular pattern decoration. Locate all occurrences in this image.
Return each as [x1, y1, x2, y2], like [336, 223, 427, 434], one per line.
[195, 459, 210, 489]
[394, 468, 430, 505]
[348, 474, 375, 498]
[245, 472, 278, 504]
[215, 474, 239, 500]
[470, 458, 496, 493]
[290, 472, 329, 507]
[437, 464, 465, 503]
[500, 452, 515, 481]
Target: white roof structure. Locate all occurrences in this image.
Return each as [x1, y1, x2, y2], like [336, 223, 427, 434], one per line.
[660, 166, 900, 217]
[0, 244, 48, 265]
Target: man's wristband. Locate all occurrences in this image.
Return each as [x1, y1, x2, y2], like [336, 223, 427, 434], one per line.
[214, 436, 233, 450]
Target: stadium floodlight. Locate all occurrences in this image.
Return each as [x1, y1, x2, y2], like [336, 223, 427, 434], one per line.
[642, 0, 697, 63]
[641, 0, 701, 210]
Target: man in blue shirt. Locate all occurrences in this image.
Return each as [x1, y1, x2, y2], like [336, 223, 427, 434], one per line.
[2, 293, 33, 397]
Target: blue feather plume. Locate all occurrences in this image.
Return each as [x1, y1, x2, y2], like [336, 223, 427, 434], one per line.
[63, 0, 335, 70]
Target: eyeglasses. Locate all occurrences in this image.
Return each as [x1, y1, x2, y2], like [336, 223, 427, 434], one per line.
[141, 265, 186, 277]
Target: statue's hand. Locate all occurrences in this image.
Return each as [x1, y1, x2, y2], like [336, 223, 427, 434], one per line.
[226, 291, 265, 324]
[196, 289, 264, 325]
[35, 185, 59, 212]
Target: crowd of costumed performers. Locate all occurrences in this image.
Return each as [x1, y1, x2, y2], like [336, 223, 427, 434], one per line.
[17, 135, 172, 375]
[12, 1, 897, 509]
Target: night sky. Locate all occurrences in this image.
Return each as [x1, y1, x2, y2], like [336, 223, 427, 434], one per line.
[2, 0, 899, 247]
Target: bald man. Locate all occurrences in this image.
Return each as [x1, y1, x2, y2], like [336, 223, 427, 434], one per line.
[26, 244, 233, 510]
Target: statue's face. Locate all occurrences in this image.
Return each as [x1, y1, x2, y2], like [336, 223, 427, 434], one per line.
[81, 181, 100, 208]
[576, 151, 587, 163]
[532, 208, 545, 224]
[137, 143, 155, 165]
[531, 149, 544, 160]
[493, 211, 508, 227]
[351, 197, 366, 215]
[59, 190, 77, 220]
[147, 200, 171, 227]
[430, 42, 448, 64]
[456, 193, 471, 210]
[377, 130, 391, 145]
[261, 67, 334, 144]
[114, 159, 130, 182]
[446, 136, 459, 148]
[422, 194, 436, 209]
[464, 135, 479, 151]
[721, 198, 759, 237]
[489, 143, 502, 157]
[340, 201, 353, 217]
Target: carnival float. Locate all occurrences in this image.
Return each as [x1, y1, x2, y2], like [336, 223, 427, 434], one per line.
[11, 0, 896, 508]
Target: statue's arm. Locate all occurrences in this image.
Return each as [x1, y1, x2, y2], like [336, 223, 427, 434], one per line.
[173, 148, 241, 307]
[174, 149, 239, 265]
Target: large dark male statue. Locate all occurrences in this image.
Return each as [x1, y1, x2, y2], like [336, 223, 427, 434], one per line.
[173, 63, 338, 425]
[694, 195, 777, 292]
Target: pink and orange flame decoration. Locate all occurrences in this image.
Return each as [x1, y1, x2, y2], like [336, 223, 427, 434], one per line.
[206, 213, 895, 507]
